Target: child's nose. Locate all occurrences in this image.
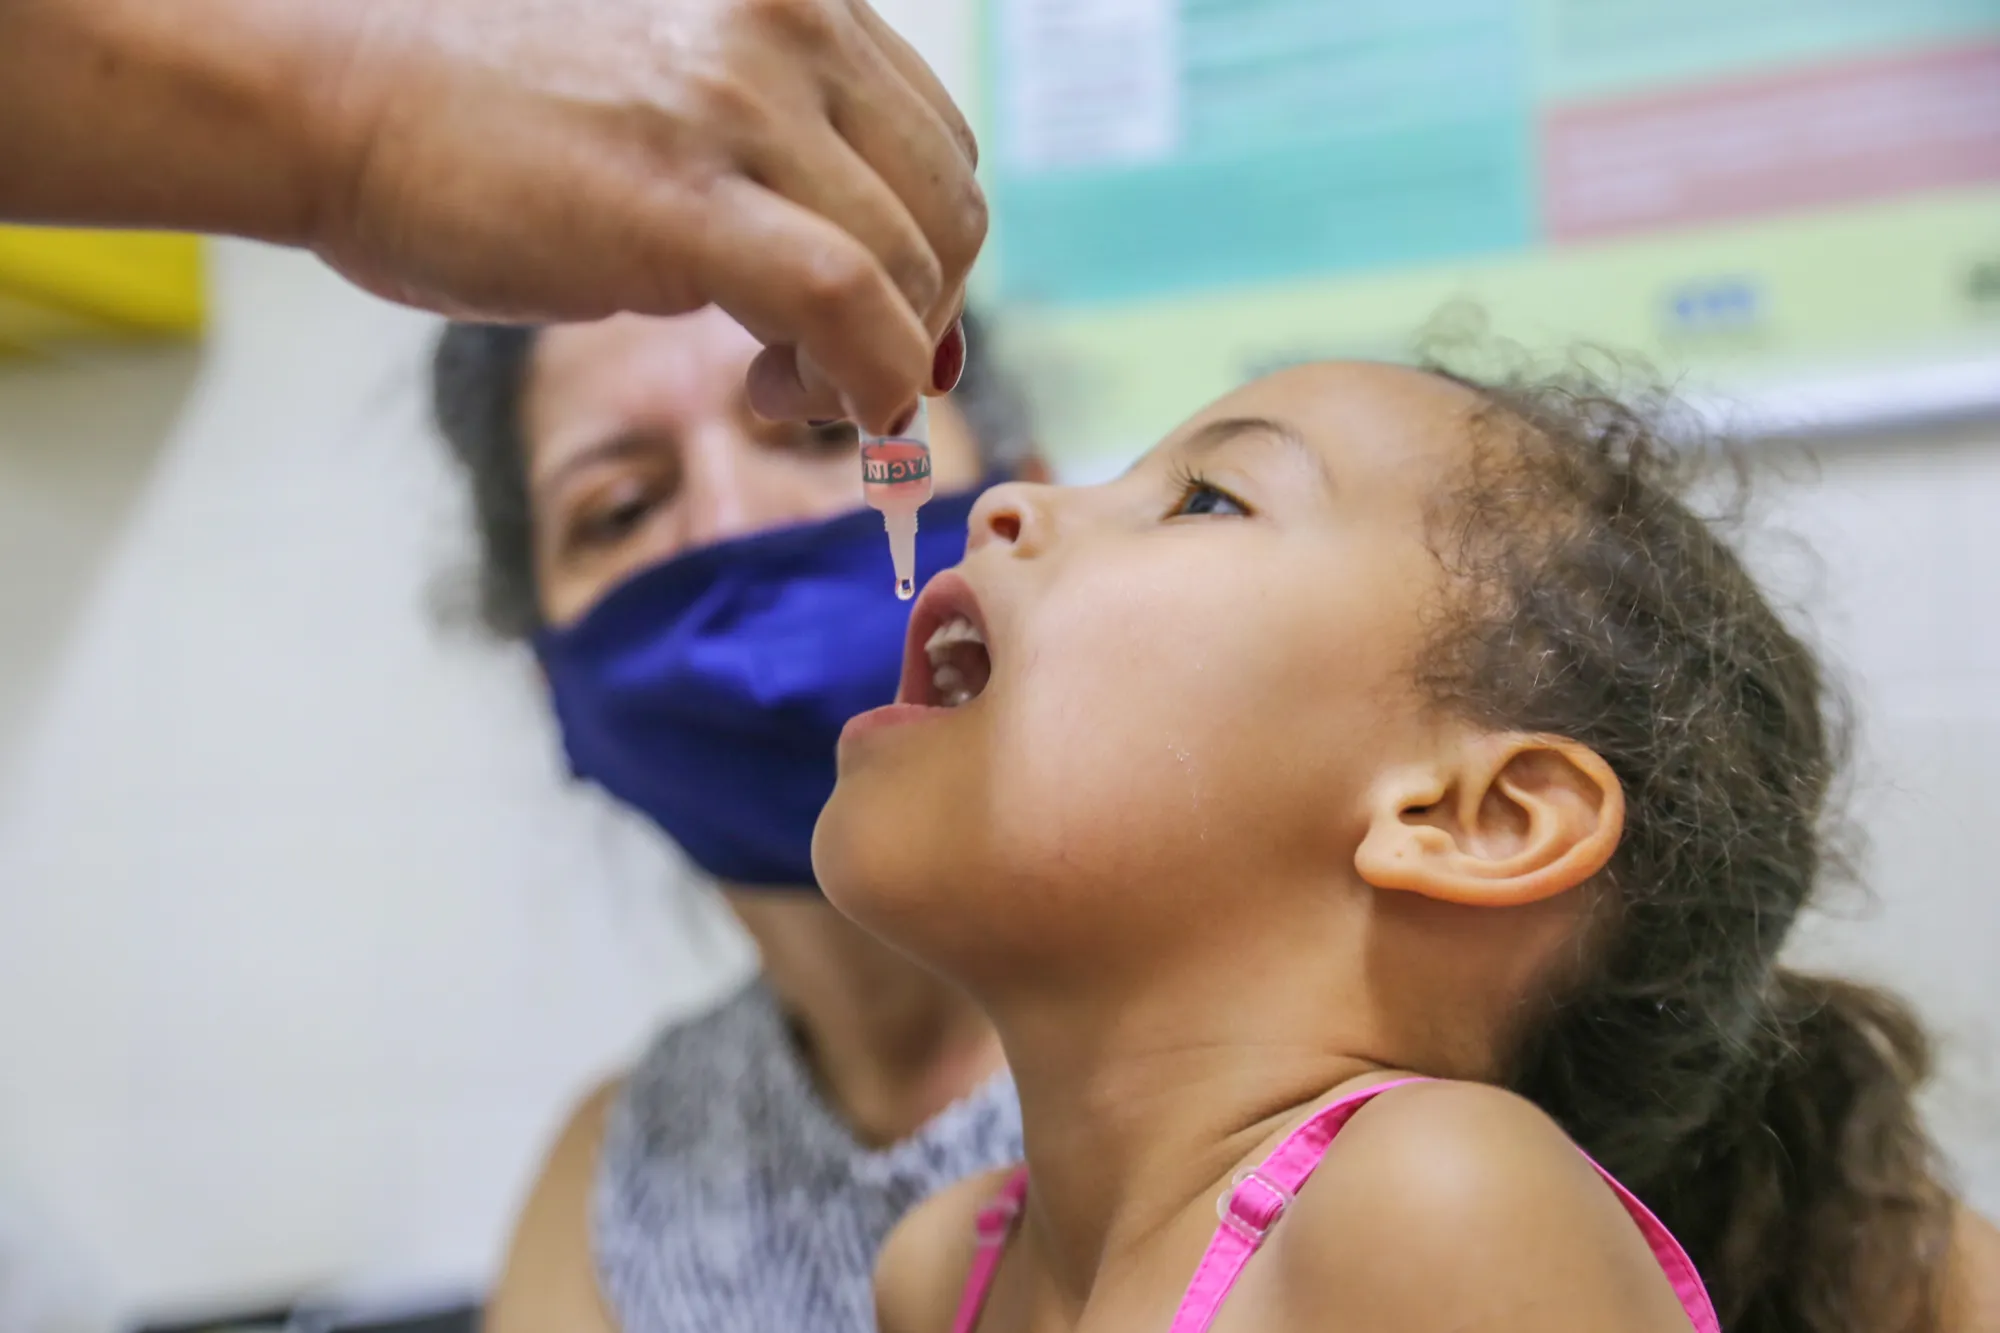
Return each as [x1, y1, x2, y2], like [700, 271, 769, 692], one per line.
[968, 480, 1049, 554]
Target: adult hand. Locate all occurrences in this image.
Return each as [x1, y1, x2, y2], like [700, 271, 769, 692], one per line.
[315, 0, 983, 429]
[0, 0, 981, 432]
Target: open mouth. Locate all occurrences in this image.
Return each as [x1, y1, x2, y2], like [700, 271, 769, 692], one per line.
[900, 570, 994, 710]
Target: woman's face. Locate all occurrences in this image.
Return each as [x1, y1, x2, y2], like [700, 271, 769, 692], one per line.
[523, 308, 986, 628]
[814, 362, 1488, 976]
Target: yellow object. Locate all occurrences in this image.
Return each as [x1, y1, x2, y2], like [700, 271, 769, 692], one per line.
[0, 227, 205, 347]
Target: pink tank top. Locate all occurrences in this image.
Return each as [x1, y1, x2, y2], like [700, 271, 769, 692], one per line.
[947, 1078, 1721, 1333]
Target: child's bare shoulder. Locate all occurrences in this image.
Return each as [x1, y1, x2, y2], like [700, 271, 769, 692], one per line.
[1267, 1081, 1694, 1332]
[876, 1165, 1019, 1333]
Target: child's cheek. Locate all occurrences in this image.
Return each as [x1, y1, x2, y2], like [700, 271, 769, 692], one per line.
[985, 572, 1280, 884]
[990, 542, 1420, 890]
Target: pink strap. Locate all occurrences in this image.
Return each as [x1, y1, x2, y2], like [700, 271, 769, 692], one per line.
[948, 1167, 1028, 1333]
[1170, 1075, 1720, 1333]
[948, 1077, 1720, 1333]
[1577, 1152, 1722, 1333]
[1167, 1076, 1432, 1332]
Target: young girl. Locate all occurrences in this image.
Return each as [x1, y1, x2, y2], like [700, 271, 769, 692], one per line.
[812, 360, 1977, 1332]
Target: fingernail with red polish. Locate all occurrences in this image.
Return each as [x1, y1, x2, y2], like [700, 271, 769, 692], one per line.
[932, 320, 967, 394]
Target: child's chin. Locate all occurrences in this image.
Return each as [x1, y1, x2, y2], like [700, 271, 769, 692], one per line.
[811, 797, 891, 912]
[812, 800, 945, 944]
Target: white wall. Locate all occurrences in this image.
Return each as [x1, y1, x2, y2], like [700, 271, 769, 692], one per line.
[0, 244, 754, 1324]
[0, 5, 1996, 1325]
[1749, 424, 2000, 1206]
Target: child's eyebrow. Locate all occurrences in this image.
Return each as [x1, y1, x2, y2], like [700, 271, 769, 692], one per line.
[1175, 415, 1332, 491]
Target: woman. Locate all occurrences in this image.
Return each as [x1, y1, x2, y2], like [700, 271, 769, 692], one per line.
[430, 307, 1041, 1333]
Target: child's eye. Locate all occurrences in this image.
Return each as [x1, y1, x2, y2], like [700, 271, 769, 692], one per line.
[1168, 470, 1250, 519]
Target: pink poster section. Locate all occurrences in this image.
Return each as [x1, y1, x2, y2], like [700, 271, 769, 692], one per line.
[1543, 43, 2000, 243]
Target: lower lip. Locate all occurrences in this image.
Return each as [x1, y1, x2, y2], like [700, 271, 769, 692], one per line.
[840, 702, 950, 745]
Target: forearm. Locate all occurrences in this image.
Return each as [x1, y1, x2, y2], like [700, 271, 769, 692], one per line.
[0, 0, 349, 242]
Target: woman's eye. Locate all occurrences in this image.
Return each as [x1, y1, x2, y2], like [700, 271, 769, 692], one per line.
[570, 486, 659, 550]
[798, 421, 861, 455]
[1170, 478, 1249, 518]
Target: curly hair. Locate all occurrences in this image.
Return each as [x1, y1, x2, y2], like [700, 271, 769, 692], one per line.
[1423, 362, 1953, 1332]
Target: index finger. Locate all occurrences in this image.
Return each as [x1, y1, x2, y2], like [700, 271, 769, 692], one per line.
[691, 176, 933, 431]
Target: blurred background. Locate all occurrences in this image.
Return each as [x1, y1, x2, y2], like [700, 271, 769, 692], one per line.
[2, 1, 1996, 1329]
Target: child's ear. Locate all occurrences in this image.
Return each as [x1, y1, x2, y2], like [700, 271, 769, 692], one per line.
[1354, 734, 1624, 907]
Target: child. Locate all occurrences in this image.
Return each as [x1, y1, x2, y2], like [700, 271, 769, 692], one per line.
[813, 361, 1962, 1333]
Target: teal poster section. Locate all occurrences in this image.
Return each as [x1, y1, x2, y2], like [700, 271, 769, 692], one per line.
[985, 0, 2000, 310]
[989, 1, 1533, 307]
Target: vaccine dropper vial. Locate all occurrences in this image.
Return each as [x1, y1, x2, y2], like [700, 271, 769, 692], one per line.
[860, 400, 933, 600]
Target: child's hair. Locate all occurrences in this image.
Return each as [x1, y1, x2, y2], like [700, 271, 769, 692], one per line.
[1420, 362, 1952, 1332]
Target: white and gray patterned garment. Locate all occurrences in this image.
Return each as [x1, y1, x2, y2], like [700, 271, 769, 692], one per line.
[592, 979, 1022, 1333]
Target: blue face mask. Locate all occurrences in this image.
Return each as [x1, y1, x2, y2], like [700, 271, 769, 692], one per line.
[534, 483, 993, 889]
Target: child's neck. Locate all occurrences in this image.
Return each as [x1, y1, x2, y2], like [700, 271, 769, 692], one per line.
[989, 970, 1399, 1311]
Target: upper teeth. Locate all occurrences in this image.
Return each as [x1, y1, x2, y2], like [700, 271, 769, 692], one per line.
[925, 615, 985, 707]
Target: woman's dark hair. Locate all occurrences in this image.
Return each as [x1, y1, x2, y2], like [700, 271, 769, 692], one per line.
[1422, 363, 1952, 1332]
[429, 309, 1036, 638]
